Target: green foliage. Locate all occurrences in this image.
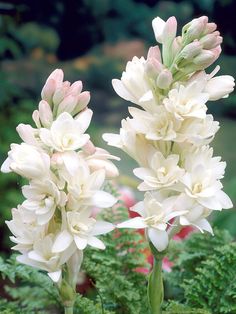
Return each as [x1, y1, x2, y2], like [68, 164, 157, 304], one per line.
[163, 301, 211, 314]
[165, 229, 236, 314]
[83, 200, 150, 314]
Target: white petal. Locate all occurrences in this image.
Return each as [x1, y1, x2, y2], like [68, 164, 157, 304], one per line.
[152, 17, 166, 43]
[74, 236, 87, 250]
[1, 158, 11, 173]
[91, 221, 115, 236]
[48, 270, 62, 283]
[196, 219, 213, 235]
[215, 190, 233, 209]
[52, 230, 73, 253]
[112, 79, 135, 102]
[87, 236, 105, 249]
[92, 191, 117, 208]
[148, 228, 169, 252]
[117, 217, 147, 229]
[75, 109, 93, 133]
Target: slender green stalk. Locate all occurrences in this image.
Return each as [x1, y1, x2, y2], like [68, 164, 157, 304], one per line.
[64, 306, 74, 314]
[147, 254, 164, 314]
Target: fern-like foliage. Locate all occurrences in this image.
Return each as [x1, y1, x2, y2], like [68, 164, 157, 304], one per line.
[83, 199, 150, 314]
[165, 229, 236, 314]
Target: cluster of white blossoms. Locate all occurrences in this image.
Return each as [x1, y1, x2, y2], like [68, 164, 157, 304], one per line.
[104, 16, 235, 252]
[1, 69, 119, 283]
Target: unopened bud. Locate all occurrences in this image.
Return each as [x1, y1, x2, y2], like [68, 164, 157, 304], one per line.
[68, 81, 83, 96]
[200, 32, 222, 49]
[53, 81, 70, 106]
[32, 110, 41, 128]
[203, 22, 217, 35]
[38, 100, 53, 128]
[193, 49, 215, 67]
[156, 69, 173, 89]
[88, 159, 119, 178]
[180, 41, 202, 59]
[72, 91, 90, 115]
[147, 46, 162, 63]
[82, 140, 96, 155]
[46, 69, 64, 84]
[183, 16, 208, 42]
[162, 16, 177, 44]
[172, 36, 183, 57]
[41, 79, 56, 105]
[145, 58, 163, 78]
[57, 95, 77, 116]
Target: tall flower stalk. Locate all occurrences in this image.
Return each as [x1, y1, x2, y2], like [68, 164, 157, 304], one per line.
[104, 16, 235, 313]
[1, 70, 119, 313]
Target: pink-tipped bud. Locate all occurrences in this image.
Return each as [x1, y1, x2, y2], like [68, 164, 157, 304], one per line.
[163, 16, 177, 43]
[38, 100, 53, 128]
[56, 95, 77, 116]
[87, 159, 119, 178]
[145, 58, 163, 78]
[52, 82, 70, 106]
[184, 16, 208, 42]
[147, 46, 162, 63]
[32, 110, 41, 128]
[68, 81, 83, 96]
[193, 49, 215, 67]
[203, 22, 217, 35]
[16, 124, 38, 146]
[72, 91, 91, 115]
[200, 32, 222, 49]
[172, 36, 183, 56]
[180, 41, 202, 59]
[82, 140, 96, 155]
[156, 69, 173, 89]
[46, 69, 64, 84]
[41, 78, 56, 104]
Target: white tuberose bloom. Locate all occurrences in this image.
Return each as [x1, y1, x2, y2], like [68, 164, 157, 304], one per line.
[1, 143, 50, 179]
[112, 56, 155, 110]
[134, 151, 184, 191]
[117, 192, 187, 251]
[40, 110, 92, 152]
[22, 180, 67, 225]
[52, 209, 114, 252]
[6, 206, 46, 252]
[17, 234, 77, 283]
[163, 81, 209, 120]
[129, 106, 180, 141]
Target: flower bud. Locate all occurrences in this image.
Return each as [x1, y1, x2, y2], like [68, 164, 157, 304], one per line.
[203, 22, 217, 35]
[68, 81, 83, 96]
[145, 58, 163, 78]
[152, 17, 166, 43]
[53, 81, 70, 106]
[193, 49, 215, 67]
[162, 16, 177, 44]
[200, 32, 222, 50]
[16, 124, 38, 146]
[72, 91, 91, 115]
[41, 79, 56, 104]
[156, 69, 173, 89]
[205, 75, 235, 101]
[38, 100, 53, 128]
[147, 46, 162, 63]
[87, 158, 119, 178]
[180, 41, 202, 59]
[172, 36, 183, 57]
[32, 110, 41, 128]
[56, 95, 77, 116]
[82, 140, 96, 155]
[183, 16, 208, 42]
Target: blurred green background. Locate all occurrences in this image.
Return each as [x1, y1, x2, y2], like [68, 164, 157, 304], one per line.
[0, 0, 236, 254]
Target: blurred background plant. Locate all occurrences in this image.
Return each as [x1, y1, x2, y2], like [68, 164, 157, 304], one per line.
[0, 0, 235, 312]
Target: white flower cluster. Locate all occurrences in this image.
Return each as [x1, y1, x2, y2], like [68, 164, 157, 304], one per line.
[104, 16, 235, 252]
[1, 69, 119, 283]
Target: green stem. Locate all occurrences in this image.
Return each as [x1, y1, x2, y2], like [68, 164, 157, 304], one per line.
[64, 306, 74, 314]
[147, 254, 164, 314]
